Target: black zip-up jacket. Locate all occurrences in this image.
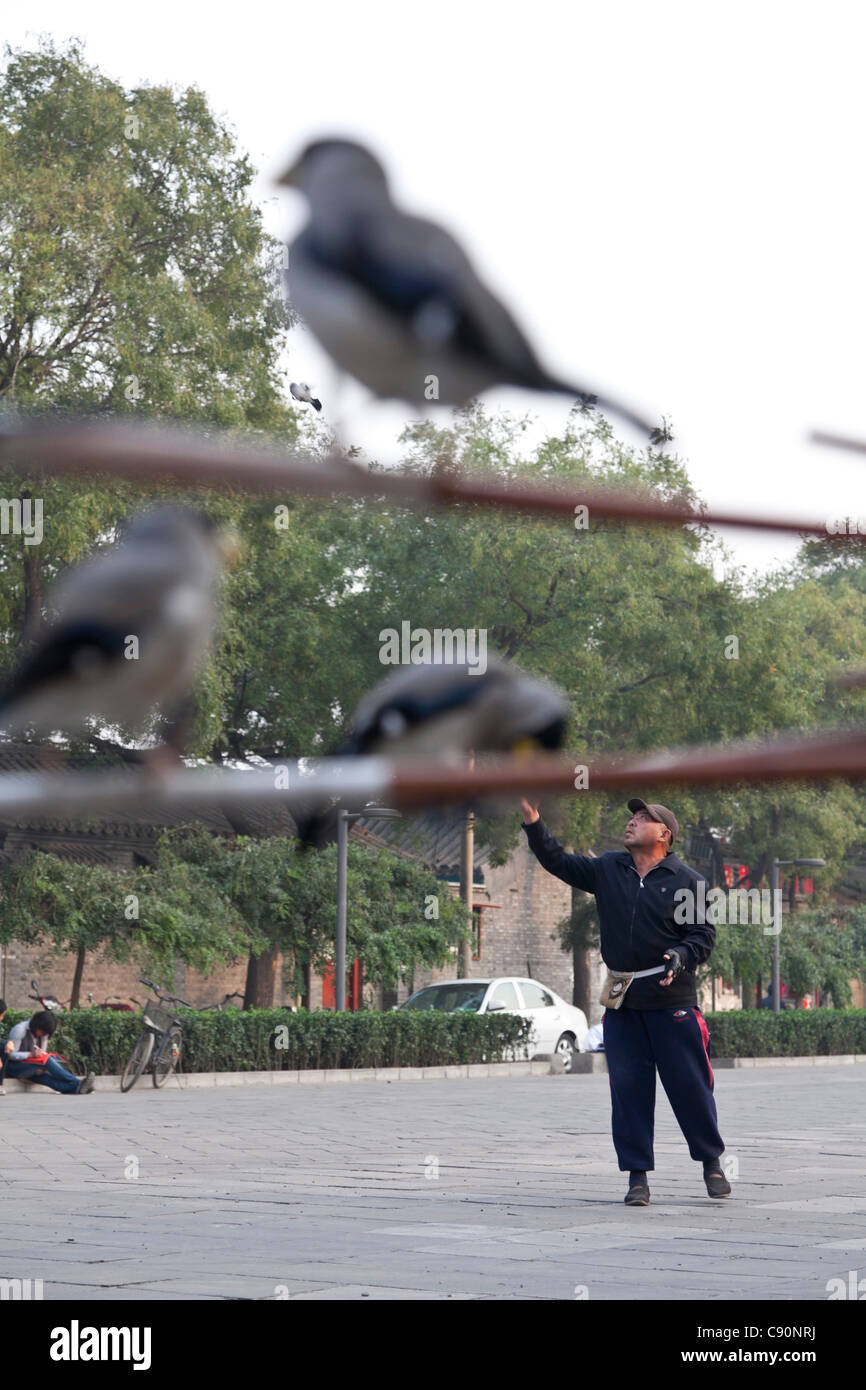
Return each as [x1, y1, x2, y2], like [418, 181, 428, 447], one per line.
[523, 819, 715, 1009]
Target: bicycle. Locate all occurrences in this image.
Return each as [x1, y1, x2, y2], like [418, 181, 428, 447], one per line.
[119, 979, 190, 1092]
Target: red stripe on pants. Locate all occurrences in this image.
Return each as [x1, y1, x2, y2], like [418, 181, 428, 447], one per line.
[694, 1007, 714, 1087]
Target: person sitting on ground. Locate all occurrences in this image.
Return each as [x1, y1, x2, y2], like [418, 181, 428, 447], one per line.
[3, 1010, 94, 1094]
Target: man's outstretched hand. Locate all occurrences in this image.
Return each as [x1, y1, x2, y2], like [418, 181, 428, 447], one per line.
[520, 798, 540, 824]
[659, 950, 684, 986]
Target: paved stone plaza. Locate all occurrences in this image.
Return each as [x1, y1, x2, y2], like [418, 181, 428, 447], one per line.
[1, 1065, 864, 1300]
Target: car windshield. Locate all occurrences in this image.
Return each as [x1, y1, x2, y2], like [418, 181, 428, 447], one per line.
[401, 983, 489, 1012]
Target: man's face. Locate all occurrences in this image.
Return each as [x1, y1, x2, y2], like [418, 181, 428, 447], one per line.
[624, 808, 670, 852]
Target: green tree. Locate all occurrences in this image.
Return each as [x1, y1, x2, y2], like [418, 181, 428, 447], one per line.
[0, 36, 306, 752]
[157, 828, 470, 1005]
[704, 898, 866, 1009]
[0, 36, 293, 421]
[0, 849, 240, 1004]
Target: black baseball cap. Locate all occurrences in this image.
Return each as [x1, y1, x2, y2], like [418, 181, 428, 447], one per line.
[627, 797, 679, 845]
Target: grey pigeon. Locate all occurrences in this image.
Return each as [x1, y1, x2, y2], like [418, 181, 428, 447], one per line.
[0, 506, 233, 741]
[278, 138, 655, 435]
[290, 381, 322, 411]
[295, 654, 569, 846]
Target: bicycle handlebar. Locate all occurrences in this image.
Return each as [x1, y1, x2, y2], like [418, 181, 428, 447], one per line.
[138, 978, 191, 1008]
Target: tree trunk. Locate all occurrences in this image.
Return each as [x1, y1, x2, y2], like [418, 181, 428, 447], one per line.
[22, 518, 42, 637]
[243, 951, 257, 1010]
[215, 770, 281, 1011]
[243, 945, 280, 1009]
[70, 944, 86, 1009]
[571, 885, 591, 1015]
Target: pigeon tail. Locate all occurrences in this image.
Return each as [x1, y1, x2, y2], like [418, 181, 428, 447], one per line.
[539, 375, 658, 438]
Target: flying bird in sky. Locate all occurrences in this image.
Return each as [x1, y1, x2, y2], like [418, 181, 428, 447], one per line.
[295, 654, 569, 847]
[277, 137, 656, 436]
[0, 507, 234, 744]
[290, 381, 323, 411]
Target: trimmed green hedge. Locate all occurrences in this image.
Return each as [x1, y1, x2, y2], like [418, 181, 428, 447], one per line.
[7, 1006, 864, 1073]
[704, 1009, 866, 1057]
[2, 1007, 533, 1073]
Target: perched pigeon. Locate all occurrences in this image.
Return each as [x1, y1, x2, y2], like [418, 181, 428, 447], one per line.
[0, 507, 233, 742]
[278, 138, 655, 435]
[295, 654, 569, 847]
[290, 381, 322, 412]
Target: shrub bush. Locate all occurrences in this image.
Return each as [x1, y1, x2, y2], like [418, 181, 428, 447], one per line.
[704, 1009, 866, 1057]
[1, 1007, 533, 1073]
[10, 1005, 863, 1073]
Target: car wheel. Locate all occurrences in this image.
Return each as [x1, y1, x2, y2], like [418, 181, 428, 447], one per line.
[555, 1034, 576, 1073]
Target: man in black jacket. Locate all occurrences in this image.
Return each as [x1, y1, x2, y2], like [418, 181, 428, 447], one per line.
[520, 795, 730, 1205]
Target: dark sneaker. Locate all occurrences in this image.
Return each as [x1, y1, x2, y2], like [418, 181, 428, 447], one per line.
[78, 1073, 95, 1095]
[624, 1179, 650, 1206]
[704, 1168, 731, 1198]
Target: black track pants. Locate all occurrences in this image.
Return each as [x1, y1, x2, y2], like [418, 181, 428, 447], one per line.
[602, 1006, 724, 1171]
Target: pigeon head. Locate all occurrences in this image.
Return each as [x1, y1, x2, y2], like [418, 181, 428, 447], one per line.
[122, 505, 214, 544]
[122, 507, 240, 567]
[277, 138, 389, 202]
[492, 670, 569, 754]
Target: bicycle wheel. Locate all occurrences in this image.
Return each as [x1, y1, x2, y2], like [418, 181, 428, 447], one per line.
[152, 1027, 182, 1087]
[120, 1031, 153, 1092]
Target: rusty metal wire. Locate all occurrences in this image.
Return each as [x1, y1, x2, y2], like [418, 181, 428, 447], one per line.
[0, 723, 864, 824]
[811, 429, 866, 457]
[0, 415, 854, 539]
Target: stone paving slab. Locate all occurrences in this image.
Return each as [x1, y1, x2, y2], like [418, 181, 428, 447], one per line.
[1, 1067, 864, 1300]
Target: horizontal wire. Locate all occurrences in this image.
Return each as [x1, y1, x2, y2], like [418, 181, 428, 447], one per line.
[0, 415, 852, 538]
[0, 726, 864, 822]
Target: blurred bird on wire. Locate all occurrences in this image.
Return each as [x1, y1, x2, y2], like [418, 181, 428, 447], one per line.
[649, 416, 675, 449]
[290, 381, 323, 412]
[277, 138, 657, 437]
[295, 653, 569, 847]
[0, 506, 235, 752]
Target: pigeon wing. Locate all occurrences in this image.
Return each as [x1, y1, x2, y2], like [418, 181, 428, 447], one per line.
[50, 542, 207, 633]
[0, 621, 128, 710]
[306, 208, 546, 382]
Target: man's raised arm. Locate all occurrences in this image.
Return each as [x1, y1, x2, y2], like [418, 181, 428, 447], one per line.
[519, 799, 599, 892]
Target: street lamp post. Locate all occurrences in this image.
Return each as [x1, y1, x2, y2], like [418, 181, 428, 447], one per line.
[770, 857, 826, 1012]
[335, 807, 402, 1012]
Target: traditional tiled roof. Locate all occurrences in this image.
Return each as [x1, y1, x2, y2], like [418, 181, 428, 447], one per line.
[354, 810, 491, 880]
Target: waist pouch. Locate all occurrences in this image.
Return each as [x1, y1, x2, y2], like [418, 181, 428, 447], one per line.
[600, 964, 664, 1010]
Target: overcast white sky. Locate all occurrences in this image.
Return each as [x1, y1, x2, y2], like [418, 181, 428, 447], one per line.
[7, 1, 866, 576]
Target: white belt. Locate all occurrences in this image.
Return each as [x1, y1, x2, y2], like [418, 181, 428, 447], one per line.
[632, 965, 665, 978]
